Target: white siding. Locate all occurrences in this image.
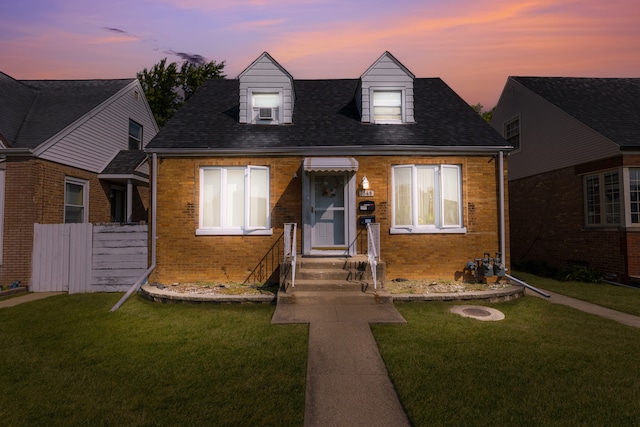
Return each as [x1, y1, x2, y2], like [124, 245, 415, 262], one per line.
[360, 53, 415, 123]
[38, 81, 158, 173]
[239, 53, 294, 124]
[492, 79, 620, 181]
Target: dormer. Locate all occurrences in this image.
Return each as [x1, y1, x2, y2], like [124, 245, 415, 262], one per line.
[357, 51, 415, 124]
[238, 52, 295, 125]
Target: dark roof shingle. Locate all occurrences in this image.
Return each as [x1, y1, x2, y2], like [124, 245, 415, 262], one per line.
[148, 78, 509, 151]
[1, 78, 134, 149]
[513, 77, 640, 148]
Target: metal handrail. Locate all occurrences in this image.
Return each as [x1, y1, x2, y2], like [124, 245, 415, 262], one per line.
[367, 223, 380, 289]
[283, 223, 297, 288]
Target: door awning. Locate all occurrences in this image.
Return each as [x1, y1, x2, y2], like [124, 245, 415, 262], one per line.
[303, 157, 359, 172]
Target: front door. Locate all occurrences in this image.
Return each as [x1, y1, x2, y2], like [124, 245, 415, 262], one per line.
[311, 172, 347, 249]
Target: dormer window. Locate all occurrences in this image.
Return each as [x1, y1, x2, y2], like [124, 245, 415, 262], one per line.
[252, 92, 280, 124]
[358, 52, 415, 124]
[373, 90, 402, 123]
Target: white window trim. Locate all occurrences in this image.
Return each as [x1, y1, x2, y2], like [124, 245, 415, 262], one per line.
[503, 115, 521, 152]
[370, 87, 405, 124]
[583, 168, 621, 227]
[128, 119, 143, 150]
[621, 167, 640, 228]
[248, 89, 282, 125]
[390, 164, 466, 234]
[197, 166, 273, 236]
[64, 177, 89, 224]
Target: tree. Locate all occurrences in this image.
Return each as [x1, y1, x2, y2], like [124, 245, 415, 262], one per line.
[137, 58, 226, 127]
[471, 103, 496, 123]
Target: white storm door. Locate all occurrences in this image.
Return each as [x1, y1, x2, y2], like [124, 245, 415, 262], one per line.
[311, 173, 346, 248]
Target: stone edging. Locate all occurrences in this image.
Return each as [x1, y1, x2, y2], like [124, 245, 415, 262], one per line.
[0, 287, 27, 298]
[392, 286, 524, 302]
[140, 284, 525, 304]
[139, 284, 277, 304]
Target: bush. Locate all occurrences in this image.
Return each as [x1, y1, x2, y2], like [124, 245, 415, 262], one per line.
[513, 259, 600, 283]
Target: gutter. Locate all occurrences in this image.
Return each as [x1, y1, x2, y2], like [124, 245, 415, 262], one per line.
[110, 153, 158, 312]
[0, 148, 33, 156]
[145, 144, 514, 157]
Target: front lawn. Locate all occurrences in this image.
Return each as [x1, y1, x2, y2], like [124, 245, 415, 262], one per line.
[373, 298, 640, 427]
[510, 270, 640, 317]
[0, 295, 307, 426]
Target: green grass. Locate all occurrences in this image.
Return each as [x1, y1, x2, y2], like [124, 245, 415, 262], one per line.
[373, 299, 640, 427]
[0, 294, 307, 426]
[510, 270, 640, 317]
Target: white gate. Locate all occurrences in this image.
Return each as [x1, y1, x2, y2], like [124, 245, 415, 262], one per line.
[31, 223, 93, 293]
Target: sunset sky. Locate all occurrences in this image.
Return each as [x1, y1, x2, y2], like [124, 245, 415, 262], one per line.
[2, 0, 638, 108]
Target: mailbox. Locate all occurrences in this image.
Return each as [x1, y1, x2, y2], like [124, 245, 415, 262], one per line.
[359, 215, 376, 225]
[359, 201, 375, 212]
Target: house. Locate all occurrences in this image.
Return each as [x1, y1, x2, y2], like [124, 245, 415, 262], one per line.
[491, 77, 640, 284]
[145, 52, 512, 286]
[0, 72, 159, 287]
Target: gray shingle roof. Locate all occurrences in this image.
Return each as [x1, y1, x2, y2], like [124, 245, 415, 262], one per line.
[0, 72, 36, 145]
[0, 77, 134, 149]
[101, 150, 147, 176]
[147, 78, 509, 151]
[513, 77, 640, 148]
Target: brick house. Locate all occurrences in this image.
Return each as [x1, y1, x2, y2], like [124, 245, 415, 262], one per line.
[491, 77, 640, 284]
[145, 52, 512, 286]
[0, 72, 158, 287]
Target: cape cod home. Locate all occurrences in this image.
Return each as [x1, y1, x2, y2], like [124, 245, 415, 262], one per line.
[491, 77, 640, 284]
[0, 72, 158, 288]
[145, 52, 512, 287]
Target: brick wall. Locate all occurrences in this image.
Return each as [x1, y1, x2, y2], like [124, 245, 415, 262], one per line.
[509, 165, 630, 281]
[1, 157, 149, 286]
[151, 154, 508, 284]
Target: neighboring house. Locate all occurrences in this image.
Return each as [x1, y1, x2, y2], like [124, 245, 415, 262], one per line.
[0, 72, 159, 287]
[145, 52, 512, 286]
[491, 77, 640, 284]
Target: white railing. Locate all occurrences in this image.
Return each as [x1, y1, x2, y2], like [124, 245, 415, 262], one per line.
[283, 223, 297, 288]
[367, 223, 380, 289]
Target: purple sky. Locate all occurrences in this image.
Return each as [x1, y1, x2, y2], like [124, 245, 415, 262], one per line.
[2, 0, 638, 108]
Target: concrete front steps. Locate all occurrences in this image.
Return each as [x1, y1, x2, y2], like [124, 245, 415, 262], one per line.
[278, 256, 390, 305]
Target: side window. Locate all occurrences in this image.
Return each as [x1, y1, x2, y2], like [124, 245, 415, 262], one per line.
[128, 119, 142, 150]
[64, 177, 88, 223]
[629, 168, 640, 224]
[584, 171, 620, 226]
[504, 117, 520, 149]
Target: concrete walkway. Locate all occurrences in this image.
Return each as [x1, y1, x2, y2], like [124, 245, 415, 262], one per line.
[0, 292, 65, 308]
[526, 289, 640, 328]
[272, 301, 410, 427]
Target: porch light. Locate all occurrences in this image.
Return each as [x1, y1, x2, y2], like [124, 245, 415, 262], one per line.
[362, 176, 370, 190]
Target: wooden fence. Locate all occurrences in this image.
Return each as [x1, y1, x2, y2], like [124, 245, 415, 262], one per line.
[31, 223, 148, 293]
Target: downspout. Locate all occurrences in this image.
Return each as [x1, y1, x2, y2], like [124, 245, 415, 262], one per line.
[497, 151, 550, 298]
[126, 178, 133, 223]
[110, 153, 158, 312]
[499, 151, 506, 260]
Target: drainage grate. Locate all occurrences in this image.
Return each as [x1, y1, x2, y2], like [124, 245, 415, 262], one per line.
[462, 308, 491, 317]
